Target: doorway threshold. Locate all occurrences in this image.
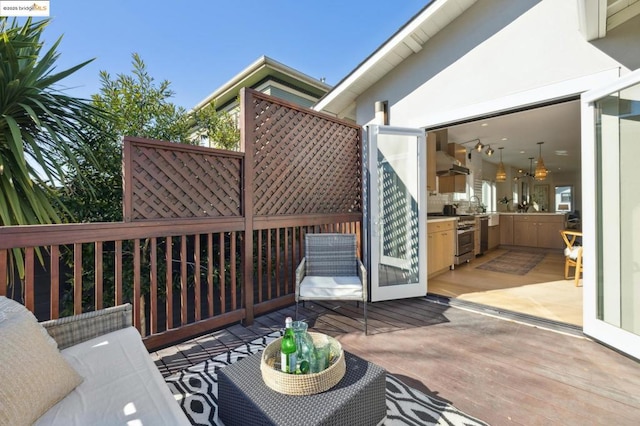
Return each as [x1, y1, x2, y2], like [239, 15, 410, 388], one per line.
[425, 293, 584, 337]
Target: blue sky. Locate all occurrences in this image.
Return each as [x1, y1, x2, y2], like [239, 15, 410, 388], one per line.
[43, 1, 429, 110]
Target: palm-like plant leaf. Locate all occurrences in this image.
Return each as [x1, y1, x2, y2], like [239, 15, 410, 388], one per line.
[1, 17, 108, 279]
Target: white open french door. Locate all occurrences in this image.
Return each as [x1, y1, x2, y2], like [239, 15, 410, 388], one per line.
[367, 125, 427, 302]
[581, 68, 640, 360]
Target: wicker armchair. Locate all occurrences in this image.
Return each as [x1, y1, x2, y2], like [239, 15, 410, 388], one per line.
[295, 233, 368, 334]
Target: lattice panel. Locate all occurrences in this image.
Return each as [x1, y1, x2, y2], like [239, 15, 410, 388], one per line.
[247, 92, 362, 216]
[379, 153, 419, 283]
[125, 139, 242, 221]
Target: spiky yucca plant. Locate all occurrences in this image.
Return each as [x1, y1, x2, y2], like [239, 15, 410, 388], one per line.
[0, 17, 107, 280]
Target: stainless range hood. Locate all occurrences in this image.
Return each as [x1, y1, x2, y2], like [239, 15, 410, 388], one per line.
[435, 139, 470, 175]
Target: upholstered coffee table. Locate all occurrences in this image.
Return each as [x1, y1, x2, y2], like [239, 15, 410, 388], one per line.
[218, 350, 386, 426]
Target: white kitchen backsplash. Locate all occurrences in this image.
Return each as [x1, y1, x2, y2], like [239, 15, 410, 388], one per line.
[427, 194, 478, 214]
[427, 193, 453, 213]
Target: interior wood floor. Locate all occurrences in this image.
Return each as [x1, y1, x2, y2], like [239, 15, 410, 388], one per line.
[428, 247, 583, 326]
[152, 298, 640, 426]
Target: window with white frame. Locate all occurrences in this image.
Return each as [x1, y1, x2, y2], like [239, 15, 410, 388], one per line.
[482, 180, 496, 212]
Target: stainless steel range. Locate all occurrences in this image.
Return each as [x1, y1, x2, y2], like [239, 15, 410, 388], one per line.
[454, 215, 476, 265]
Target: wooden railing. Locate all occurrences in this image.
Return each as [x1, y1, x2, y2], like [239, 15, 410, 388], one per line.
[0, 215, 361, 350]
[0, 89, 363, 350]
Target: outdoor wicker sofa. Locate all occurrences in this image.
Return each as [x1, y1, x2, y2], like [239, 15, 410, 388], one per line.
[0, 297, 189, 425]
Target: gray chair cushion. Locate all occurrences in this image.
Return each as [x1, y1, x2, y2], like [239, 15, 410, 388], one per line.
[306, 234, 357, 277]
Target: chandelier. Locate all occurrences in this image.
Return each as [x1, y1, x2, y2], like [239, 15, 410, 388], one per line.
[535, 141, 547, 180]
[514, 157, 535, 181]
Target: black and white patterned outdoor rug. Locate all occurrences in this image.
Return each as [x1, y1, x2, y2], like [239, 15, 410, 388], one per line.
[165, 331, 488, 426]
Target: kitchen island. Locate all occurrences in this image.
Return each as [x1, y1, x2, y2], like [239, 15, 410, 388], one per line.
[499, 212, 567, 249]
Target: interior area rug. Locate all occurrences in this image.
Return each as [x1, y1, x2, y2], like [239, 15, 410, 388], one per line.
[165, 331, 488, 426]
[475, 250, 546, 275]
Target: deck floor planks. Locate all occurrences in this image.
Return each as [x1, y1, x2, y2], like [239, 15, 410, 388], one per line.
[311, 299, 640, 425]
[152, 297, 640, 425]
[334, 303, 636, 425]
[336, 322, 572, 425]
[433, 303, 638, 419]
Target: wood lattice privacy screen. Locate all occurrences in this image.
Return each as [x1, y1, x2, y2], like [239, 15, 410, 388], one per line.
[123, 89, 362, 222]
[123, 138, 243, 221]
[243, 89, 362, 217]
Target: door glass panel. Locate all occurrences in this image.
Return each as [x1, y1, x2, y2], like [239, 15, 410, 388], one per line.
[377, 133, 419, 286]
[595, 80, 640, 335]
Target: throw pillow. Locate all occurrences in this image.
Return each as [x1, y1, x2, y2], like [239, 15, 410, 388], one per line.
[0, 315, 83, 426]
[0, 296, 58, 349]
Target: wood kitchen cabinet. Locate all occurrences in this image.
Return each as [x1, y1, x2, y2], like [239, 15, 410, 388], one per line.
[447, 142, 466, 165]
[514, 217, 538, 247]
[512, 214, 567, 249]
[427, 132, 436, 192]
[438, 174, 466, 193]
[427, 220, 455, 278]
[537, 221, 566, 248]
[499, 214, 514, 245]
[488, 225, 500, 250]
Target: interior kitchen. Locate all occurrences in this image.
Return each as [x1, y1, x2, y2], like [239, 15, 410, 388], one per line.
[424, 100, 582, 328]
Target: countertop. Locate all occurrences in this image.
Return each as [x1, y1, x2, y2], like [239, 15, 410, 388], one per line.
[427, 217, 457, 223]
[499, 212, 567, 216]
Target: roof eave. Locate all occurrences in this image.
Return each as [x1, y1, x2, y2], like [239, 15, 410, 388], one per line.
[313, 0, 477, 118]
[193, 56, 331, 112]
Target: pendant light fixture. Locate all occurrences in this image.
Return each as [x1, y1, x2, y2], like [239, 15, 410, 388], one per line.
[535, 141, 547, 180]
[496, 147, 507, 182]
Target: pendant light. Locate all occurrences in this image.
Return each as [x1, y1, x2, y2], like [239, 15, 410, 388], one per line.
[496, 147, 507, 182]
[535, 141, 547, 180]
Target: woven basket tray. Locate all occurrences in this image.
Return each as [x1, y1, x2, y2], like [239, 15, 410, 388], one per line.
[260, 332, 345, 395]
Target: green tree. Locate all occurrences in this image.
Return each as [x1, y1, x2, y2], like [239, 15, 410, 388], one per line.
[0, 17, 106, 279]
[191, 102, 240, 151]
[60, 53, 193, 223]
[61, 53, 241, 223]
[57, 54, 241, 318]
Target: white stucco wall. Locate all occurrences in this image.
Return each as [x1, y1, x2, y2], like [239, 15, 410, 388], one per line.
[355, 0, 640, 128]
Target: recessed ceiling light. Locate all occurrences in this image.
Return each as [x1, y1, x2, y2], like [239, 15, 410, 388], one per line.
[481, 123, 488, 127]
[555, 150, 569, 156]
[520, 150, 525, 154]
[501, 137, 508, 141]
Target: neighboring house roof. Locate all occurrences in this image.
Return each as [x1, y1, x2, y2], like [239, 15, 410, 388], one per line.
[193, 55, 331, 112]
[313, 0, 640, 120]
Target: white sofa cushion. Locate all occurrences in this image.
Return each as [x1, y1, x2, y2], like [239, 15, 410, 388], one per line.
[299, 276, 363, 299]
[0, 315, 83, 426]
[35, 326, 189, 425]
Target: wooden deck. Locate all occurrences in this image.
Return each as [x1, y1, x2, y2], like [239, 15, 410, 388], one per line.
[152, 298, 640, 426]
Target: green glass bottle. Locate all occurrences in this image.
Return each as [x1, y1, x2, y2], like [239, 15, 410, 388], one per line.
[280, 317, 297, 373]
